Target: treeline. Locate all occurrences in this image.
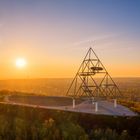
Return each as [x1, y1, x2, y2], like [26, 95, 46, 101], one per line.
[0, 104, 140, 140]
[0, 89, 36, 96]
[119, 99, 140, 114]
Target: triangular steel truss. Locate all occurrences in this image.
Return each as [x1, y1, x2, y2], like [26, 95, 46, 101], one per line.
[66, 48, 122, 99]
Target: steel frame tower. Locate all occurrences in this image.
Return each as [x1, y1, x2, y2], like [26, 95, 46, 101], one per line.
[66, 48, 122, 99]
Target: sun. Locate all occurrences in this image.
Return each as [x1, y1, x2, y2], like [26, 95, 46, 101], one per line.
[16, 58, 27, 68]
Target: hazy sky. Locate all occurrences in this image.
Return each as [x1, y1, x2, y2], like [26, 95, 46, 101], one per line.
[0, 0, 140, 79]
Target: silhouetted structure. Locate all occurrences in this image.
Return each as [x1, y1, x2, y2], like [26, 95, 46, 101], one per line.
[66, 48, 122, 99]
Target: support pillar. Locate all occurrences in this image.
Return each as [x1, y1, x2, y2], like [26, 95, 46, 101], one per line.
[92, 97, 94, 104]
[72, 98, 75, 109]
[95, 102, 98, 112]
[114, 99, 117, 108]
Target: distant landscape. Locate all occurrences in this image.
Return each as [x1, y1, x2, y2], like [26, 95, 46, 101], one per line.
[0, 78, 140, 100]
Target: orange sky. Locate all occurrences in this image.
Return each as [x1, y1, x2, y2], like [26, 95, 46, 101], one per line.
[1, 45, 140, 79]
[0, 0, 140, 79]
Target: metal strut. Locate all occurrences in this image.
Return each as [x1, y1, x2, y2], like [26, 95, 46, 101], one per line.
[66, 47, 122, 99]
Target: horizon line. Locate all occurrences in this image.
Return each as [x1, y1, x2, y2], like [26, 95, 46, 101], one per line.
[0, 76, 140, 80]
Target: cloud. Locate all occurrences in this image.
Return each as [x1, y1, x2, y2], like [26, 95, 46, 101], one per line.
[70, 32, 138, 52]
[72, 33, 121, 47]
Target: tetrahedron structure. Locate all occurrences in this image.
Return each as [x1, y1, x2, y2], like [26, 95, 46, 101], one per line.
[66, 48, 122, 99]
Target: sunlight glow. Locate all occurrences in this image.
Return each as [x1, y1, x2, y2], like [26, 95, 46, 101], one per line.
[16, 58, 27, 68]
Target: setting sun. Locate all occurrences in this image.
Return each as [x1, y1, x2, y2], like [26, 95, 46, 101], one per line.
[16, 58, 27, 68]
